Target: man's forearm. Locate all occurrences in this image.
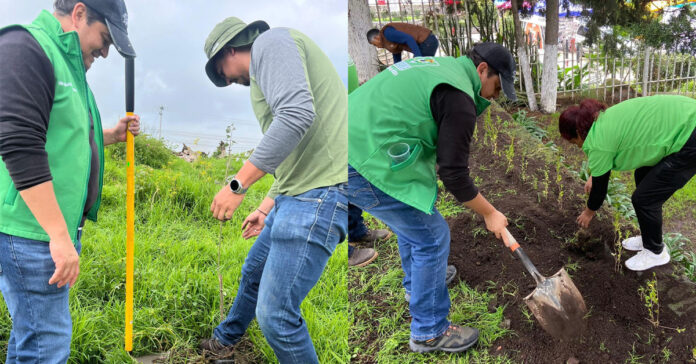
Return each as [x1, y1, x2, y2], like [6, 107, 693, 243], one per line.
[257, 196, 275, 214]
[235, 160, 267, 191]
[462, 192, 497, 217]
[18, 181, 71, 241]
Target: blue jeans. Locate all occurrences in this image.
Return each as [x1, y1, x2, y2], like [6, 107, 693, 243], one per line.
[348, 203, 368, 241]
[0, 230, 82, 364]
[418, 33, 439, 57]
[214, 184, 348, 364]
[347, 166, 450, 341]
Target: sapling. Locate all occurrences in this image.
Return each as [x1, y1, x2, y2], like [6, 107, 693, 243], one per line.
[542, 169, 549, 199]
[612, 211, 624, 273]
[505, 136, 515, 174]
[638, 272, 660, 328]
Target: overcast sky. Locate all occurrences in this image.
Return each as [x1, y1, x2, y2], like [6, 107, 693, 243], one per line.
[0, 1, 348, 153]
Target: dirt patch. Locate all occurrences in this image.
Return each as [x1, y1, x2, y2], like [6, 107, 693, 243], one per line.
[448, 107, 696, 363]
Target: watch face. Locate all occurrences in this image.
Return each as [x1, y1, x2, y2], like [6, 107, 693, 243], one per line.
[230, 179, 241, 191]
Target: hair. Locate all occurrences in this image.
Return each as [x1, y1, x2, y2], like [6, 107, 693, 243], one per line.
[464, 48, 499, 78]
[366, 28, 380, 43]
[558, 98, 608, 140]
[54, 0, 104, 24]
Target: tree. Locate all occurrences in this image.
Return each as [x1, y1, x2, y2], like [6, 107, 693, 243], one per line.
[349, 0, 379, 84]
[540, 0, 559, 113]
[512, 0, 537, 111]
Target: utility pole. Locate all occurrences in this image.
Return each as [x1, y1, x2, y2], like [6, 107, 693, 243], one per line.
[158, 106, 164, 139]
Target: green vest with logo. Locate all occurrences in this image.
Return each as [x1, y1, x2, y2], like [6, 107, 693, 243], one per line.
[348, 56, 490, 214]
[0, 10, 104, 244]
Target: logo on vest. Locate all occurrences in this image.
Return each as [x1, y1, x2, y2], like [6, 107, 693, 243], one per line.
[58, 81, 77, 93]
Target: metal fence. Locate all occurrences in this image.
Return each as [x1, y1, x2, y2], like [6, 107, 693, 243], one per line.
[369, 0, 696, 103]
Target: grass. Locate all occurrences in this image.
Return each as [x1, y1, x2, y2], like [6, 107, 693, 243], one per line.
[349, 216, 513, 364]
[0, 135, 348, 363]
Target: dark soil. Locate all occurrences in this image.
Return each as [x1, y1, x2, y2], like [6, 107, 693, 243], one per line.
[448, 107, 696, 363]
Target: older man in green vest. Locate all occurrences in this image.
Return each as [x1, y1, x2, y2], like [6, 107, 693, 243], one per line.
[348, 43, 517, 353]
[199, 17, 347, 363]
[0, 0, 140, 362]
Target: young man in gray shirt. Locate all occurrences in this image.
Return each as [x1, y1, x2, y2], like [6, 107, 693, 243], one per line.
[199, 17, 347, 364]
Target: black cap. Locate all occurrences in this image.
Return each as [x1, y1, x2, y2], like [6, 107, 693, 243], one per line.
[472, 42, 516, 101]
[81, 0, 136, 58]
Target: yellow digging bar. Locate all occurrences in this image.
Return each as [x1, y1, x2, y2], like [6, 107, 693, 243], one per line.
[125, 57, 135, 352]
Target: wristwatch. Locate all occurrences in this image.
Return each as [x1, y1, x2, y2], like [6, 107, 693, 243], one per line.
[229, 177, 248, 194]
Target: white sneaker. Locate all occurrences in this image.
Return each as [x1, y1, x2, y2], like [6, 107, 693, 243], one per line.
[625, 246, 670, 271]
[621, 236, 643, 251]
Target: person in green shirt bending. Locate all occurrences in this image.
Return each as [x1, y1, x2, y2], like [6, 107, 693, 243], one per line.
[559, 95, 696, 271]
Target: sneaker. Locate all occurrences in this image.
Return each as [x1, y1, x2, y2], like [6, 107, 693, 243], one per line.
[349, 247, 378, 267]
[625, 246, 670, 271]
[621, 236, 643, 251]
[405, 265, 457, 302]
[409, 324, 479, 353]
[350, 229, 392, 244]
[200, 337, 234, 357]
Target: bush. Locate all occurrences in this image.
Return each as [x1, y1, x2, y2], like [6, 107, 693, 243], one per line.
[109, 134, 173, 169]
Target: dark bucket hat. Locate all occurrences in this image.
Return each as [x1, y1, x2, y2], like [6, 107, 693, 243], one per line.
[82, 0, 136, 58]
[204, 17, 269, 87]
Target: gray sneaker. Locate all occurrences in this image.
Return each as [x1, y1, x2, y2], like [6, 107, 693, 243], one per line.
[405, 265, 457, 302]
[200, 337, 234, 358]
[350, 229, 392, 244]
[349, 247, 378, 267]
[409, 324, 479, 353]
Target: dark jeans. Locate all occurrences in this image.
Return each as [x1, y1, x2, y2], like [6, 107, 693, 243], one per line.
[632, 127, 696, 254]
[418, 34, 439, 57]
[348, 204, 367, 258]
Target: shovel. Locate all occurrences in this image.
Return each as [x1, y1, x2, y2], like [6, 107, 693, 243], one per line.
[503, 228, 587, 340]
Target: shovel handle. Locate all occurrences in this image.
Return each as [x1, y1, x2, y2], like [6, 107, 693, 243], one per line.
[504, 228, 544, 285]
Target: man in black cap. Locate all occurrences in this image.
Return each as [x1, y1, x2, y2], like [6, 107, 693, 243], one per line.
[0, 1, 138, 361]
[347, 42, 516, 353]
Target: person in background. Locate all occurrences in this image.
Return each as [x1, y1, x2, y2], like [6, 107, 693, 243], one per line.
[367, 22, 439, 63]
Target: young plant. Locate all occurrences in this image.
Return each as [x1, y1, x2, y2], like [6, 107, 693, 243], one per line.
[542, 169, 550, 199]
[611, 211, 625, 273]
[638, 272, 660, 328]
[520, 156, 528, 182]
[505, 136, 515, 174]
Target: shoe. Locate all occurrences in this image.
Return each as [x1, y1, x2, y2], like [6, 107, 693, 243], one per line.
[625, 246, 670, 271]
[409, 324, 479, 353]
[621, 236, 643, 251]
[446, 265, 457, 285]
[350, 229, 392, 244]
[349, 248, 378, 267]
[405, 265, 457, 302]
[200, 337, 234, 357]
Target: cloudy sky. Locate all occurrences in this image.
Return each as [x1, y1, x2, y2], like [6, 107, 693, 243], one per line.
[0, 1, 348, 153]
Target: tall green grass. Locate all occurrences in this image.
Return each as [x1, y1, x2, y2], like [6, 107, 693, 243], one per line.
[0, 135, 348, 363]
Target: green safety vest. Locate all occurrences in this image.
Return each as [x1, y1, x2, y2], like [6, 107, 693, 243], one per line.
[0, 10, 104, 244]
[349, 56, 490, 214]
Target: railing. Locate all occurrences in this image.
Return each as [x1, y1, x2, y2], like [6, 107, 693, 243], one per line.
[369, 0, 696, 103]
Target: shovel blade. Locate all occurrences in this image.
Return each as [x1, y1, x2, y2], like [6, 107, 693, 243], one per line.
[524, 268, 587, 340]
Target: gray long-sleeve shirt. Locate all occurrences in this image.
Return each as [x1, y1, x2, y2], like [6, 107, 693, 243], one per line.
[246, 28, 347, 198]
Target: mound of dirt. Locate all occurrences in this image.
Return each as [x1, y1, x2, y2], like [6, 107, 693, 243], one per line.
[448, 107, 696, 363]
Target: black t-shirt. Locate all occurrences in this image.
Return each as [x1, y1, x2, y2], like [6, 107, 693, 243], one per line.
[0, 27, 100, 224]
